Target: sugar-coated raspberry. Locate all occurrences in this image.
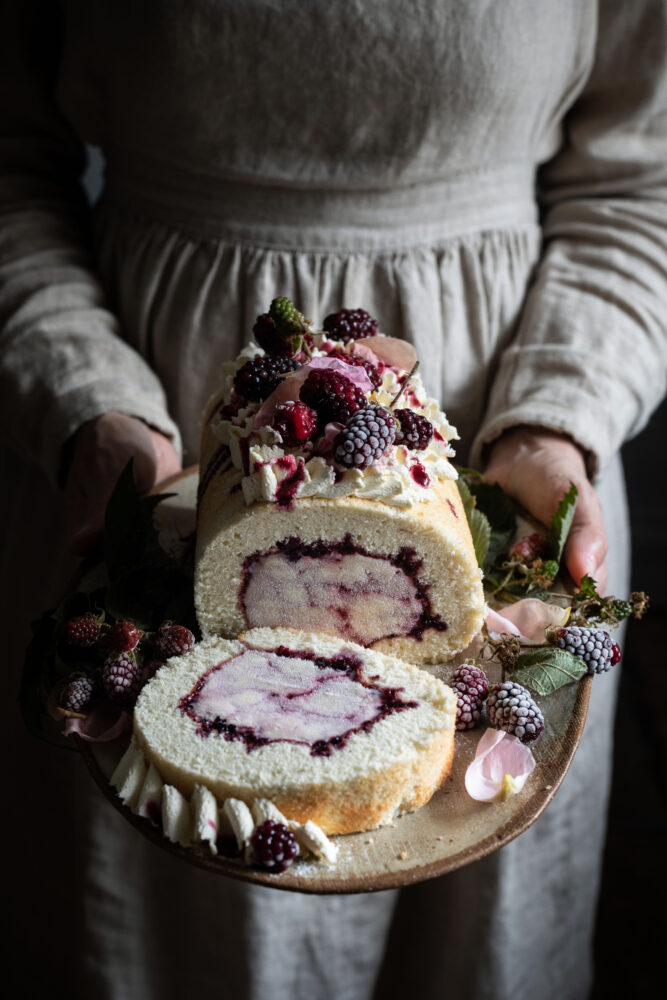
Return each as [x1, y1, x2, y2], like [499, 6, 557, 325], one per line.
[323, 308, 378, 342]
[63, 614, 100, 647]
[153, 624, 195, 659]
[551, 626, 617, 675]
[334, 405, 396, 470]
[107, 621, 142, 653]
[271, 401, 318, 447]
[102, 652, 142, 706]
[451, 662, 489, 731]
[300, 369, 367, 425]
[487, 681, 544, 743]
[60, 675, 95, 713]
[509, 533, 551, 564]
[328, 349, 382, 389]
[394, 409, 434, 451]
[250, 820, 298, 873]
[234, 356, 299, 402]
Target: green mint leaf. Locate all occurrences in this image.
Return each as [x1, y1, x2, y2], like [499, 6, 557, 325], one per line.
[511, 647, 587, 695]
[547, 482, 578, 563]
[103, 461, 175, 582]
[457, 479, 491, 566]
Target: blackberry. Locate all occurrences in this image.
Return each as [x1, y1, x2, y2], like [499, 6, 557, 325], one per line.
[233, 356, 299, 402]
[153, 624, 195, 659]
[269, 296, 308, 335]
[451, 662, 489, 731]
[60, 675, 95, 714]
[272, 401, 318, 446]
[394, 409, 434, 451]
[300, 369, 367, 425]
[551, 626, 617, 675]
[329, 349, 382, 389]
[102, 652, 142, 707]
[334, 405, 396, 470]
[250, 820, 298, 873]
[323, 308, 378, 342]
[107, 620, 142, 653]
[63, 614, 100, 648]
[487, 681, 544, 743]
[253, 313, 294, 357]
[509, 533, 551, 564]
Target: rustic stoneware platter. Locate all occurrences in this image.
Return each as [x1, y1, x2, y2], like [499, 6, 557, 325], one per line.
[78, 468, 590, 894]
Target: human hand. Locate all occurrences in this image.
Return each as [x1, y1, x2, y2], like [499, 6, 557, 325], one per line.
[64, 412, 182, 557]
[483, 426, 608, 592]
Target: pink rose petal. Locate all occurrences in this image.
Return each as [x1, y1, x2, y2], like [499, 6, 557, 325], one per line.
[465, 729, 536, 802]
[316, 421, 345, 456]
[485, 599, 569, 644]
[355, 336, 417, 371]
[350, 342, 384, 367]
[65, 704, 131, 742]
[253, 357, 372, 429]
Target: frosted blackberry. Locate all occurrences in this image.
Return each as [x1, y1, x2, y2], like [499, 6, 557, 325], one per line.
[334, 405, 396, 470]
[63, 614, 100, 647]
[153, 624, 195, 659]
[250, 820, 298, 873]
[551, 626, 617, 675]
[233, 356, 299, 402]
[394, 409, 434, 451]
[323, 308, 378, 342]
[272, 401, 318, 446]
[329, 349, 382, 388]
[451, 662, 489, 731]
[102, 652, 143, 707]
[300, 369, 367, 425]
[60, 675, 95, 713]
[487, 681, 544, 743]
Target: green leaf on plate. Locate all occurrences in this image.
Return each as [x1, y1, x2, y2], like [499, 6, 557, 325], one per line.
[457, 478, 491, 567]
[511, 646, 587, 695]
[547, 481, 578, 563]
[103, 461, 175, 582]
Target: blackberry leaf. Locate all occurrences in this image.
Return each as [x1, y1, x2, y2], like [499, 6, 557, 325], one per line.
[457, 479, 491, 567]
[547, 481, 578, 563]
[511, 647, 587, 695]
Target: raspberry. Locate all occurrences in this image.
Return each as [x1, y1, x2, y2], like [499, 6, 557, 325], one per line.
[300, 369, 367, 425]
[509, 533, 551, 564]
[333, 405, 396, 470]
[107, 621, 142, 653]
[271, 401, 318, 447]
[60, 675, 95, 713]
[451, 663, 489, 731]
[328, 349, 382, 389]
[487, 681, 544, 743]
[250, 820, 298, 873]
[323, 308, 378, 342]
[233, 356, 299, 403]
[394, 409, 434, 451]
[551, 626, 617, 675]
[153, 624, 195, 659]
[102, 652, 142, 706]
[269, 296, 308, 335]
[63, 614, 100, 647]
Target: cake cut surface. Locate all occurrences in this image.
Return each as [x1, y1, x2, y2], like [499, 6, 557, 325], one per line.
[133, 629, 457, 835]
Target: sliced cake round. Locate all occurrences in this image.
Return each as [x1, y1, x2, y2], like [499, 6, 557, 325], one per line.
[133, 629, 457, 835]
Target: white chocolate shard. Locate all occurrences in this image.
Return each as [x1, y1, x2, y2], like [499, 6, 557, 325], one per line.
[222, 798, 254, 851]
[134, 762, 164, 823]
[110, 740, 147, 811]
[192, 784, 219, 854]
[295, 820, 338, 864]
[162, 785, 192, 846]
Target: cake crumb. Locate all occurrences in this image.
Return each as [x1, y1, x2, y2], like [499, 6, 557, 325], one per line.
[398, 851, 408, 860]
[365, 837, 375, 844]
[544, 784, 552, 790]
[436, 836, 444, 841]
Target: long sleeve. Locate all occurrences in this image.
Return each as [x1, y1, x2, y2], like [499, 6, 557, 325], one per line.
[0, 1, 181, 484]
[471, 0, 667, 477]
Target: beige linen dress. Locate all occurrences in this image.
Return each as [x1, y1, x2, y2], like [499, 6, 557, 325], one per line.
[2, 2, 666, 998]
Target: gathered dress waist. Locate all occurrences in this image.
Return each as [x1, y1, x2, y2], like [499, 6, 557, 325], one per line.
[103, 153, 538, 252]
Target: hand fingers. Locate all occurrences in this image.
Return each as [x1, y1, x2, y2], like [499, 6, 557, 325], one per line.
[563, 482, 608, 589]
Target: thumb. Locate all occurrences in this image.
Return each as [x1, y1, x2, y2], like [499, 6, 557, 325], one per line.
[563, 483, 608, 589]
